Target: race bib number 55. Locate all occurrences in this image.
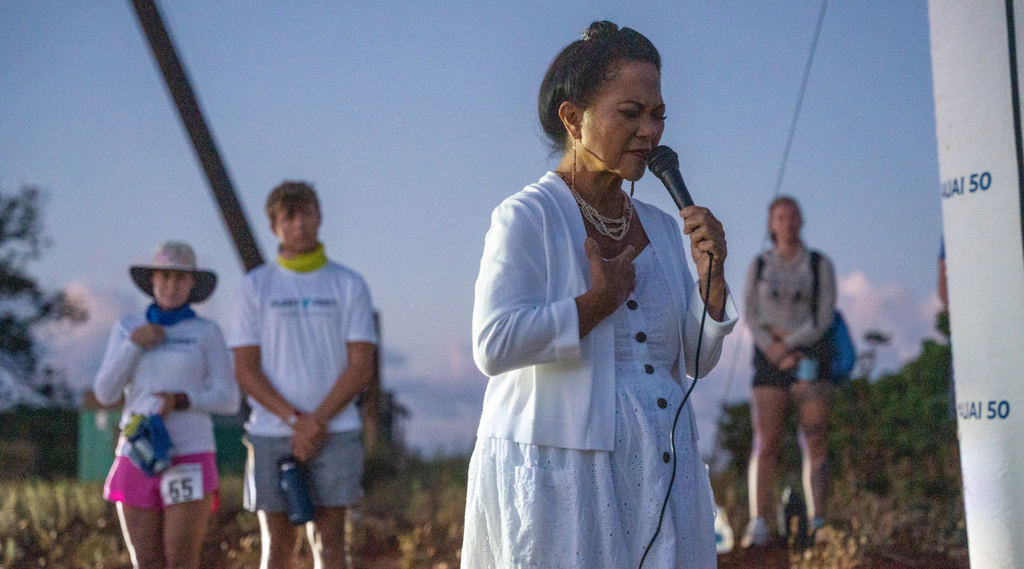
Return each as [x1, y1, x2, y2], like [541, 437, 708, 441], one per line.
[160, 463, 204, 506]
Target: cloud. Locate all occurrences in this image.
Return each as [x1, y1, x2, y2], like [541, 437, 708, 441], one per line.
[836, 271, 943, 375]
[36, 281, 140, 392]
[688, 271, 943, 458]
[382, 341, 487, 455]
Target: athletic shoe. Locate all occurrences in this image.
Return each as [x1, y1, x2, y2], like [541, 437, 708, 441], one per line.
[741, 517, 770, 548]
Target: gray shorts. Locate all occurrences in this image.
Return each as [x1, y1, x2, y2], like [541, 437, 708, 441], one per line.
[243, 431, 364, 513]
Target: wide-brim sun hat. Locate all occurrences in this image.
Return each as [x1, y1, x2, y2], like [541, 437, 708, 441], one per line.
[130, 241, 218, 304]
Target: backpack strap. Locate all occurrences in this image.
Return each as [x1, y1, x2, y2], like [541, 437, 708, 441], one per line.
[809, 250, 821, 327]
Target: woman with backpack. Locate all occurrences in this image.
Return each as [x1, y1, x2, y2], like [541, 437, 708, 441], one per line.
[741, 196, 836, 547]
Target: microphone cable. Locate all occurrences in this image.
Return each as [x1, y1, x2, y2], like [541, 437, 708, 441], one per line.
[638, 252, 714, 569]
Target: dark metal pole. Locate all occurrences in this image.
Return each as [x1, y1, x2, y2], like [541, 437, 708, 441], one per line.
[1006, 0, 1024, 266]
[129, 0, 264, 272]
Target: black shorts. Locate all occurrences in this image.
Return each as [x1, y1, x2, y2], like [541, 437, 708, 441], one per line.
[752, 339, 831, 390]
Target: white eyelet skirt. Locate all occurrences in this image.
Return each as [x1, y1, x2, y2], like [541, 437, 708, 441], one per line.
[461, 370, 717, 569]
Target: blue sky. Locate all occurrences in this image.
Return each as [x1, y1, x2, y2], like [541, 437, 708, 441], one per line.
[0, 1, 943, 453]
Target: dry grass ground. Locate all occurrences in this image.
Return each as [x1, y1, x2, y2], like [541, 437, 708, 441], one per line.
[0, 454, 468, 569]
[0, 462, 968, 569]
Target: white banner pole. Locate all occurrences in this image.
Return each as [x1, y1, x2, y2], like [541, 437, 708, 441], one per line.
[928, 1, 1024, 566]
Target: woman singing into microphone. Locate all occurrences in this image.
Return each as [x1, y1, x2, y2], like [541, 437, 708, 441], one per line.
[462, 21, 739, 567]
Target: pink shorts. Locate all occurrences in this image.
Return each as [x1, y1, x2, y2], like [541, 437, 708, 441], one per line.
[104, 452, 220, 511]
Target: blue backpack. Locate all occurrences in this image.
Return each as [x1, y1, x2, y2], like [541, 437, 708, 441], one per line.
[824, 310, 856, 382]
[755, 251, 856, 384]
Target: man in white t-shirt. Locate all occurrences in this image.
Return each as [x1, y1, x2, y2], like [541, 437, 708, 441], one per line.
[229, 181, 377, 569]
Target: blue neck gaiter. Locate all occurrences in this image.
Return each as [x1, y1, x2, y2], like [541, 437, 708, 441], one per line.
[146, 303, 196, 326]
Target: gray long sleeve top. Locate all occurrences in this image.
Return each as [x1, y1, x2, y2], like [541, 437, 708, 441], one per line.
[743, 245, 836, 353]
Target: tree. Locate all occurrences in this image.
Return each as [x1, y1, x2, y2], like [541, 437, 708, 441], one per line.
[0, 186, 87, 383]
[852, 329, 891, 380]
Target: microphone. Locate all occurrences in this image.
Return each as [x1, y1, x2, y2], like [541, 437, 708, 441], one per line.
[647, 145, 695, 210]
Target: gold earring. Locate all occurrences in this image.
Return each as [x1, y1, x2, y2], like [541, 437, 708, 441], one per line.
[572, 139, 578, 191]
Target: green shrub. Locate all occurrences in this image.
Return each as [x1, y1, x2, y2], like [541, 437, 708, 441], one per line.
[715, 336, 966, 559]
[0, 407, 78, 480]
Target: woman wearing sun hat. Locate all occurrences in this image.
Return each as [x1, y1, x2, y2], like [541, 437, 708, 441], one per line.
[94, 241, 239, 569]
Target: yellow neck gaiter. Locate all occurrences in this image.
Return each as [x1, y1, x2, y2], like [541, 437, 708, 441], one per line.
[278, 243, 327, 272]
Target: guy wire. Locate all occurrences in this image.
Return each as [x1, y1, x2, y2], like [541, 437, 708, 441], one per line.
[717, 0, 829, 418]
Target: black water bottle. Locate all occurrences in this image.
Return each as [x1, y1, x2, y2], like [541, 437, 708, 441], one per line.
[780, 487, 809, 550]
[278, 456, 314, 525]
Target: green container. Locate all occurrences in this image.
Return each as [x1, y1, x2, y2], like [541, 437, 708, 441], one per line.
[76, 408, 248, 480]
[213, 414, 247, 475]
[77, 409, 120, 481]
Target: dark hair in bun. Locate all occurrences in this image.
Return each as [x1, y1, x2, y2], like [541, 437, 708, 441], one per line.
[538, 21, 661, 152]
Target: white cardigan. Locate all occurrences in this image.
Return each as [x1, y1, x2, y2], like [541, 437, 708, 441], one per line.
[473, 172, 738, 451]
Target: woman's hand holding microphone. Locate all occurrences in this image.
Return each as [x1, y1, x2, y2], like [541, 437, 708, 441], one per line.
[681, 206, 727, 321]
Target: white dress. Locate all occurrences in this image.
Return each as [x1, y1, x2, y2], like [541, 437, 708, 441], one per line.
[462, 246, 718, 568]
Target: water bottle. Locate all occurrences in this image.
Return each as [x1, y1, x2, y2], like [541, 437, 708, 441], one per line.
[278, 456, 315, 525]
[124, 414, 173, 476]
[778, 486, 809, 550]
[796, 357, 818, 381]
[146, 414, 173, 474]
[714, 505, 735, 553]
[128, 436, 155, 469]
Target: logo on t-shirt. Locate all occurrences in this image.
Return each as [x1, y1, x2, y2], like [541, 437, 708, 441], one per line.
[270, 297, 339, 312]
[160, 337, 198, 352]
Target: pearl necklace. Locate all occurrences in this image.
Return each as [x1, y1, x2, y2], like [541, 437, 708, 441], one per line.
[570, 185, 633, 241]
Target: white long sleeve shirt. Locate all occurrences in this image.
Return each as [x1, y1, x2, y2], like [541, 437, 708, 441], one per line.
[94, 314, 240, 456]
[472, 172, 738, 451]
